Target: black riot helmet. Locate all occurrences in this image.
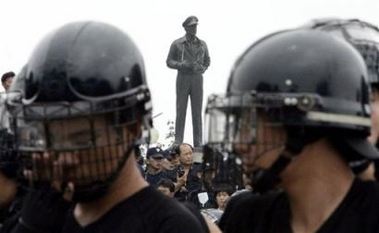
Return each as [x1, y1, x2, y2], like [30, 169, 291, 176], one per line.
[7, 21, 153, 201]
[205, 29, 377, 193]
[301, 18, 379, 86]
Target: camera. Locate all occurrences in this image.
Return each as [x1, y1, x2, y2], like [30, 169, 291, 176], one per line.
[178, 165, 185, 177]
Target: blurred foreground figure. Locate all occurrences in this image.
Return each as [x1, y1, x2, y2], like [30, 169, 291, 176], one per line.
[205, 29, 379, 232]
[0, 96, 24, 232]
[7, 21, 206, 233]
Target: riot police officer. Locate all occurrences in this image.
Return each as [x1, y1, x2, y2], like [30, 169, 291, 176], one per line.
[205, 29, 379, 232]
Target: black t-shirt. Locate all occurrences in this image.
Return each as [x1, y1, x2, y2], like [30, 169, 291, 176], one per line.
[220, 179, 379, 233]
[62, 186, 206, 233]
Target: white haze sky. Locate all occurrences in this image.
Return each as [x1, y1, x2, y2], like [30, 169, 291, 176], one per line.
[0, 0, 378, 146]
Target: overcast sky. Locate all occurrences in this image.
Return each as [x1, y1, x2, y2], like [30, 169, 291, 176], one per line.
[0, 0, 378, 147]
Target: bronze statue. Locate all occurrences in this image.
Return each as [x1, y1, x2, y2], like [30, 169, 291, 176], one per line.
[166, 16, 211, 147]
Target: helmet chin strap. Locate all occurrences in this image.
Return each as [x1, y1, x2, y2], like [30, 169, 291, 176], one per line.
[249, 154, 291, 194]
[250, 132, 310, 194]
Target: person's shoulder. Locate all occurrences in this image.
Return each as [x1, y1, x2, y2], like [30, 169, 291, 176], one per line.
[115, 186, 206, 232]
[182, 201, 211, 232]
[230, 188, 253, 198]
[219, 189, 284, 232]
[137, 187, 206, 228]
[0, 211, 21, 233]
[354, 179, 379, 202]
[319, 179, 379, 232]
[340, 179, 379, 222]
[362, 179, 379, 190]
[354, 178, 379, 192]
[155, 196, 208, 232]
[227, 189, 255, 207]
[64, 187, 206, 233]
[359, 181, 379, 230]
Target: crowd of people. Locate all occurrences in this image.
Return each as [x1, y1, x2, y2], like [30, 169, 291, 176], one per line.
[0, 16, 378, 233]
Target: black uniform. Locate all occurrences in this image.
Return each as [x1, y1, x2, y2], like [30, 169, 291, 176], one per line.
[145, 171, 169, 186]
[63, 186, 206, 233]
[220, 179, 379, 233]
[174, 163, 203, 202]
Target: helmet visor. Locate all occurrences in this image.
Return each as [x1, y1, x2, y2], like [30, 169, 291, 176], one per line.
[11, 102, 135, 192]
[205, 94, 286, 169]
[17, 117, 108, 152]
